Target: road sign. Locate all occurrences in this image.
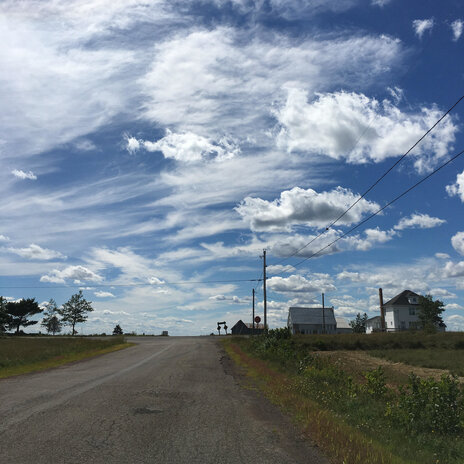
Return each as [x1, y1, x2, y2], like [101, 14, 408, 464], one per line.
[254, 316, 261, 323]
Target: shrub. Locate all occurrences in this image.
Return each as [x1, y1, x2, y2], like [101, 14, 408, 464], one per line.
[386, 373, 463, 435]
[362, 366, 387, 398]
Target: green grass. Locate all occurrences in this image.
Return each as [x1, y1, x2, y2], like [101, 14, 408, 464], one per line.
[370, 348, 464, 376]
[291, 331, 464, 351]
[0, 336, 133, 378]
[224, 332, 464, 464]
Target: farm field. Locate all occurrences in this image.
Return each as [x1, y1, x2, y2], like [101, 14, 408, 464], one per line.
[224, 331, 464, 464]
[0, 336, 131, 378]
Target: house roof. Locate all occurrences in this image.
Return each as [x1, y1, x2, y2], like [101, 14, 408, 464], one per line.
[366, 316, 381, 323]
[335, 317, 351, 329]
[288, 307, 336, 325]
[384, 290, 420, 307]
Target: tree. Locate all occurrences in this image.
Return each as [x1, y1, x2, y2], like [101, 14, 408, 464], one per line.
[113, 324, 123, 335]
[6, 298, 42, 334]
[350, 312, 368, 333]
[0, 296, 11, 333]
[41, 299, 62, 335]
[418, 294, 445, 332]
[60, 291, 93, 336]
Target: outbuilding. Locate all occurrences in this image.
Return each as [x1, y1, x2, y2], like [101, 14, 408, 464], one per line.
[287, 306, 337, 335]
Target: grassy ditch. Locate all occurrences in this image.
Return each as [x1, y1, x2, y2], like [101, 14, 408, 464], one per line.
[0, 336, 133, 378]
[224, 330, 464, 464]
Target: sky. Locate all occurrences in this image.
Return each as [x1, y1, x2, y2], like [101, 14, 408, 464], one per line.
[1, 0, 464, 335]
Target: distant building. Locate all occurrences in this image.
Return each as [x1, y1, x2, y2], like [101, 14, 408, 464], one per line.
[231, 320, 265, 335]
[287, 306, 337, 335]
[366, 316, 382, 334]
[383, 289, 445, 332]
[335, 317, 352, 334]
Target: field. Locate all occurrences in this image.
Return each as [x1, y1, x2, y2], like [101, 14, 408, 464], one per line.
[224, 330, 464, 464]
[0, 336, 132, 378]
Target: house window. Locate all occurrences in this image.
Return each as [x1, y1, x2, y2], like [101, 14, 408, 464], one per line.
[409, 307, 416, 316]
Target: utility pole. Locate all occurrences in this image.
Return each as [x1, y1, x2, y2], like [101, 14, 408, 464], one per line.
[262, 249, 267, 332]
[252, 288, 255, 335]
[379, 288, 385, 331]
[322, 293, 326, 334]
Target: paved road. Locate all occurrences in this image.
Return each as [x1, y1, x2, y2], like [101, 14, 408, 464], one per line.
[0, 337, 328, 464]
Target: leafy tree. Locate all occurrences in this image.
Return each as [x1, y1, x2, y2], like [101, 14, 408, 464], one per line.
[60, 291, 93, 336]
[0, 296, 11, 333]
[350, 312, 368, 333]
[6, 298, 42, 334]
[113, 324, 123, 335]
[41, 299, 62, 335]
[418, 294, 445, 332]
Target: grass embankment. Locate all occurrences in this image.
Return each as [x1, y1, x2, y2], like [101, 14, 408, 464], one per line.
[224, 331, 464, 464]
[0, 336, 133, 378]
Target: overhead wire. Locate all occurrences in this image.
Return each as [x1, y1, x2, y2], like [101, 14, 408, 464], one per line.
[270, 146, 464, 276]
[270, 93, 464, 268]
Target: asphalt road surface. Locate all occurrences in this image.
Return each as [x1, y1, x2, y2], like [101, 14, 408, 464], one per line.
[0, 337, 328, 464]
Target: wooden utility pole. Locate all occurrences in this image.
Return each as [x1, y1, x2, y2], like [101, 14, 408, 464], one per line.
[252, 288, 255, 335]
[379, 288, 385, 331]
[262, 249, 267, 332]
[322, 293, 326, 334]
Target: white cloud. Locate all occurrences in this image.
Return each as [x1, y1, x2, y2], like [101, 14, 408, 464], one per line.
[348, 227, 396, 251]
[267, 274, 336, 295]
[435, 253, 450, 259]
[7, 243, 65, 260]
[141, 28, 403, 140]
[94, 291, 115, 298]
[451, 232, 464, 256]
[148, 276, 165, 285]
[371, 0, 392, 6]
[442, 261, 464, 278]
[394, 213, 446, 230]
[40, 265, 102, 284]
[12, 169, 37, 180]
[136, 130, 239, 163]
[445, 303, 464, 311]
[0, 235, 10, 241]
[236, 186, 379, 232]
[275, 89, 457, 173]
[412, 19, 434, 39]
[266, 264, 296, 275]
[446, 170, 464, 201]
[125, 136, 141, 154]
[208, 294, 249, 304]
[445, 314, 464, 331]
[451, 20, 464, 41]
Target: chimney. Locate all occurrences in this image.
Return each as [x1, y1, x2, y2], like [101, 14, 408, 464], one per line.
[379, 288, 385, 331]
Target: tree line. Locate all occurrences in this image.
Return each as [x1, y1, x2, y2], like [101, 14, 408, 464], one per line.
[0, 290, 93, 336]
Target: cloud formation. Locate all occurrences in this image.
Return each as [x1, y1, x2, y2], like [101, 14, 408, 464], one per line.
[275, 89, 457, 172]
[412, 19, 434, 39]
[7, 243, 65, 260]
[394, 213, 446, 230]
[451, 232, 464, 256]
[451, 20, 464, 41]
[40, 265, 102, 284]
[236, 186, 379, 231]
[446, 170, 464, 201]
[12, 170, 37, 180]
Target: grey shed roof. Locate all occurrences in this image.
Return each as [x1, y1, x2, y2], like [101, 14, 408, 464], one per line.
[288, 307, 336, 325]
[384, 290, 420, 307]
[335, 317, 351, 329]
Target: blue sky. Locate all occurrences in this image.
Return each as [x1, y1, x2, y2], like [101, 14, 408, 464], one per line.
[1, 0, 464, 335]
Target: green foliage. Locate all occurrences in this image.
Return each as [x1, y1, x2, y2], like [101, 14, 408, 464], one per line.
[362, 366, 387, 398]
[113, 324, 123, 335]
[41, 299, 62, 335]
[60, 291, 93, 336]
[387, 373, 463, 435]
[0, 297, 11, 333]
[6, 298, 42, 334]
[418, 294, 445, 332]
[350, 312, 368, 333]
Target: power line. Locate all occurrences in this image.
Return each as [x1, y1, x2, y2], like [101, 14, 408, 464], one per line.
[0, 277, 263, 290]
[271, 93, 464, 267]
[270, 146, 464, 276]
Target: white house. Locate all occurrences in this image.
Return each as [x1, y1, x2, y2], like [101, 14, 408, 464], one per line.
[366, 316, 382, 334]
[287, 306, 337, 335]
[383, 290, 423, 332]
